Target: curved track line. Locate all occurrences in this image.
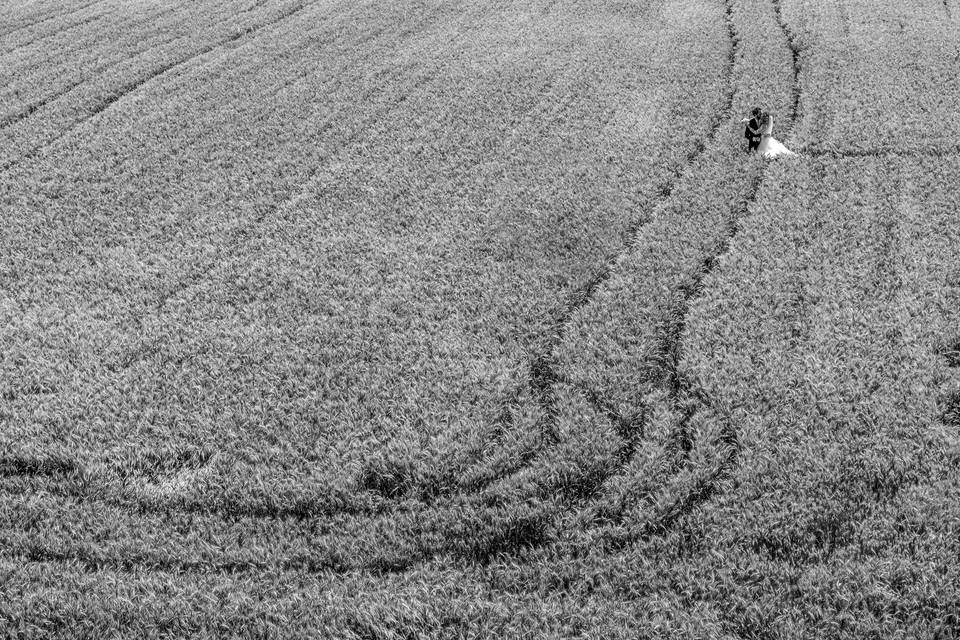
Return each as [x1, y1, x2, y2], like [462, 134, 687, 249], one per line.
[572, 0, 748, 532]
[3, 0, 802, 577]
[597, 0, 806, 543]
[478, 0, 750, 510]
[0, 8, 108, 57]
[771, 0, 801, 123]
[1, 76, 93, 130]
[252, 0, 757, 555]
[35, 0, 750, 551]
[0, 0, 103, 42]
[641, 0, 806, 530]
[342, 0, 759, 566]
[0, 2, 312, 175]
[84, 2, 311, 120]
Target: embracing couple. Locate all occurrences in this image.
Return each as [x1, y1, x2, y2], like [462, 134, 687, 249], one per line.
[744, 107, 795, 158]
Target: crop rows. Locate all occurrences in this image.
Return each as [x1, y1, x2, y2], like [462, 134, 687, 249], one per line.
[4, 0, 960, 636]
[2, 0, 737, 566]
[3, 0, 802, 580]
[604, 0, 960, 635]
[663, 151, 960, 637]
[2, 0, 482, 487]
[0, 0, 792, 552]
[0, 0, 101, 41]
[788, 0, 960, 156]
[0, 0, 314, 170]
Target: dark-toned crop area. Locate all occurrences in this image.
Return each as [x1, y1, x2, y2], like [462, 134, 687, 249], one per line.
[2, 0, 959, 637]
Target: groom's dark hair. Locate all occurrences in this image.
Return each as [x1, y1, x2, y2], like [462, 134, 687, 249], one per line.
[751, 107, 762, 117]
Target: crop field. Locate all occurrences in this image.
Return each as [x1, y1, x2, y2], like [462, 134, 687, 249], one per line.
[1, 0, 959, 637]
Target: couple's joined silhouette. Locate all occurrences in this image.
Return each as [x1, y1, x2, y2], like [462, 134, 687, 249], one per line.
[744, 107, 795, 158]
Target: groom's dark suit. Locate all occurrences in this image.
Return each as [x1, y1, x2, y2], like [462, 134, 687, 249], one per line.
[745, 116, 762, 151]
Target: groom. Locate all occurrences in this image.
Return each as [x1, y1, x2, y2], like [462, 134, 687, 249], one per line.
[744, 107, 762, 152]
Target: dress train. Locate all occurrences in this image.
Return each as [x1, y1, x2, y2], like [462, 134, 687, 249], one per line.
[757, 113, 796, 158]
[758, 135, 795, 158]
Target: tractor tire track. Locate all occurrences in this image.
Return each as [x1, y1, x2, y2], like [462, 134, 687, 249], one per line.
[589, 0, 804, 544]
[560, 0, 747, 531]
[240, 0, 274, 16]
[2, 0, 796, 577]
[109, 37, 604, 503]
[0, 2, 313, 176]
[48, 2, 724, 536]
[454, 8, 748, 506]
[0, 7, 109, 57]
[83, 2, 312, 121]
[0, 448, 380, 520]
[357, 50, 706, 505]
[0, 455, 80, 478]
[352, 54, 636, 503]
[0, 90, 81, 130]
[343, 0, 757, 567]
[629, 0, 804, 541]
[525, 94, 735, 469]
[600, 184, 759, 547]
[528, 264, 617, 447]
[0, 0, 103, 43]
[771, 0, 802, 123]
[348, 0, 755, 562]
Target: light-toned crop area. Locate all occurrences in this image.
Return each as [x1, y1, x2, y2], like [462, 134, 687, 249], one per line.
[2, 0, 959, 637]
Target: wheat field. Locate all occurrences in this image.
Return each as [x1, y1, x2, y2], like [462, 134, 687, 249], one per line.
[2, 0, 959, 637]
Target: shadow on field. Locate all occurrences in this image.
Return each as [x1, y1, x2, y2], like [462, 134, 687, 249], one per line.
[0, 454, 80, 478]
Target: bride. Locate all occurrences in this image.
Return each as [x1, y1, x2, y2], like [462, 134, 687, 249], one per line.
[757, 110, 796, 158]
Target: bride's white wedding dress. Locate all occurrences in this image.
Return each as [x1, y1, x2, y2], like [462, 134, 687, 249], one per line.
[757, 114, 796, 159]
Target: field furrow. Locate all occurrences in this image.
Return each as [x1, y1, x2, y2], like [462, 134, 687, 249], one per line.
[83, 2, 312, 120]
[0, 0, 101, 41]
[0, 4, 111, 58]
[0, 1, 320, 171]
